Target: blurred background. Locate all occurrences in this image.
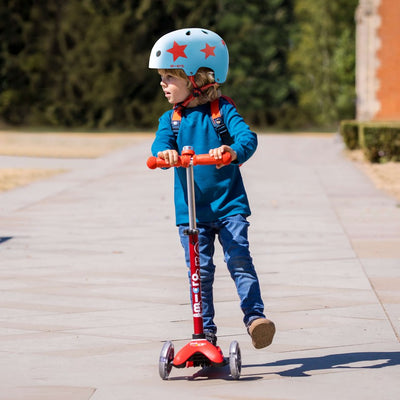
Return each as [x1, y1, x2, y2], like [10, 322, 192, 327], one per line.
[0, 0, 359, 131]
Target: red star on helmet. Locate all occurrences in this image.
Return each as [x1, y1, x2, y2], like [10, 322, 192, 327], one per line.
[200, 43, 216, 59]
[167, 41, 188, 61]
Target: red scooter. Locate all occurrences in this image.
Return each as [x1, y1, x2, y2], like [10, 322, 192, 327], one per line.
[147, 146, 241, 380]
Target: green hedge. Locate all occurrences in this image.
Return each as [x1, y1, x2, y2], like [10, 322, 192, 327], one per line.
[340, 120, 400, 162]
[340, 120, 360, 150]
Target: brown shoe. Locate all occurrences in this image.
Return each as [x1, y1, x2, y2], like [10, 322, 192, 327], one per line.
[248, 318, 276, 349]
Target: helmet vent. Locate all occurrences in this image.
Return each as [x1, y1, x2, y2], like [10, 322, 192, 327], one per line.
[201, 30, 209, 35]
[156, 50, 161, 57]
[185, 30, 191, 35]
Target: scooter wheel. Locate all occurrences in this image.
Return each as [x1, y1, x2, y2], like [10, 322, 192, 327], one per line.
[159, 341, 174, 380]
[229, 340, 241, 380]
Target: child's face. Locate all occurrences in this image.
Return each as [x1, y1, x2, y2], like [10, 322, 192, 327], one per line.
[159, 71, 190, 105]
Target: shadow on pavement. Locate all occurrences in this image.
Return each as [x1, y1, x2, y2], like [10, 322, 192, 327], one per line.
[0, 236, 12, 244]
[167, 364, 263, 381]
[243, 351, 400, 377]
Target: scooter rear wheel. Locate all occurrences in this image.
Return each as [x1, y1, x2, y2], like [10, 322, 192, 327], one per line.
[229, 340, 241, 380]
[159, 341, 174, 380]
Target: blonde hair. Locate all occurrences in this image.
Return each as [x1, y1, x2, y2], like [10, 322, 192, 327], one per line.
[158, 68, 220, 106]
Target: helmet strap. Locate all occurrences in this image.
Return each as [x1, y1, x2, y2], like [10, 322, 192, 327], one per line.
[175, 76, 218, 109]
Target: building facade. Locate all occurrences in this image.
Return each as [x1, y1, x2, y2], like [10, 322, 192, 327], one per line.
[356, 0, 400, 121]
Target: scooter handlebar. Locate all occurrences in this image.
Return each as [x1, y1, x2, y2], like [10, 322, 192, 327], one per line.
[147, 152, 232, 169]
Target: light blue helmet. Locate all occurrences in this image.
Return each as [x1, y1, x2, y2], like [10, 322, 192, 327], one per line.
[149, 28, 229, 83]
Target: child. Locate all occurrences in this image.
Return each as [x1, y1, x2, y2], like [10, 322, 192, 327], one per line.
[149, 28, 275, 349]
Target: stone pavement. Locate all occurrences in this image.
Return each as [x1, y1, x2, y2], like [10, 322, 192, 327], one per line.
[0, 134, 399, 400]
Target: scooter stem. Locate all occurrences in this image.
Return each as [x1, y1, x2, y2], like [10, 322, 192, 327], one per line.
[186, 156, 196, 232]
[182, 147, 204, 338]
[147, 147, 232, 340]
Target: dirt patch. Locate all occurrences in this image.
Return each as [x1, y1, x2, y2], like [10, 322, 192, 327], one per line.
[346, 149, 400, 202]
[0, 131, 151, 158]
[0, 131, 152, 192]
[0, 168, 66, 192]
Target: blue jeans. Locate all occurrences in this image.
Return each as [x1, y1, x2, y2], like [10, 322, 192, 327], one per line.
[178, 214, 265, 334]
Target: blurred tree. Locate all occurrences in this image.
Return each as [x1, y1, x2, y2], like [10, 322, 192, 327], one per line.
[0, 0, 170, 128]
[0, 0, 38, 124]
[216, 0, 294, 127]
[288, 0, 358, 127]
[144, 0, 294, 127]
[29, 0, 168, 128]
[0, 0, 357, 129]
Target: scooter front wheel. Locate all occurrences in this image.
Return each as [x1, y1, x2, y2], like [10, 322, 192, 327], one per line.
[159, 341, 174, 380]
[229, 340, 241, 380]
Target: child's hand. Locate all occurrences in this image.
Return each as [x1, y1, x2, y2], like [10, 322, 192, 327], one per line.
[209, 145, 237, 169]
[157, 149, 179, 166]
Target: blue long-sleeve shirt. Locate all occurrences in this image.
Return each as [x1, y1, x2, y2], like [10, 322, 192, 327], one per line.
[151, 97, 257, 225]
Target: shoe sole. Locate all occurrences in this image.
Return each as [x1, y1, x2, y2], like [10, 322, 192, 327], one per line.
[249, 319, 276, 349]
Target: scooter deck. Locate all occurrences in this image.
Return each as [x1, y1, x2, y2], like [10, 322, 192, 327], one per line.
[173, 339, 225, 368]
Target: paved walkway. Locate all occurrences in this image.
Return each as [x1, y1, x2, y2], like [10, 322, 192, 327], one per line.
[0, 134, 399, 400]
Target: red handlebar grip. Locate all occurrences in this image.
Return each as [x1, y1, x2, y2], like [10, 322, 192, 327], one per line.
[222, 151, 232, 165]
[146, 156, 181, 169]
[147, 156, 162, 169]
[146, 152, 232, 169]
[146, 156, 157, 169]
[193, 152, 232, 165]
